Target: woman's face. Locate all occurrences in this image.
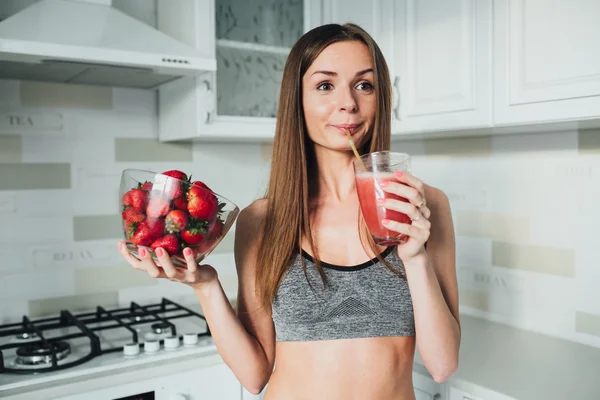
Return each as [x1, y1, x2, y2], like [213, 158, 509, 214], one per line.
[302, 40, 376, 152]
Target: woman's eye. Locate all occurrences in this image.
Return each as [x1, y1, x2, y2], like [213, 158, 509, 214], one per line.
[357, 81, 374, 91]
[317, 82, 333, 91]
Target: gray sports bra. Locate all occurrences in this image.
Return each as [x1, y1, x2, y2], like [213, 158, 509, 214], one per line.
[272, 246, 415, 342]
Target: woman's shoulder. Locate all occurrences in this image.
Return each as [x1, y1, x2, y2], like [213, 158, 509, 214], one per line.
[423, 184, 450, 213]
[237, 198, 269, 236]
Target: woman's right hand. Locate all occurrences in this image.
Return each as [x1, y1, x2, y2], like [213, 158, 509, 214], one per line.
[118, 241, 219, 291]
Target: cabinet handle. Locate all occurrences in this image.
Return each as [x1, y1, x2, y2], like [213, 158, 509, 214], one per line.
[392, 75, 401, 121]
[432, 394, 441, 400]
[199, 79, 215, 124]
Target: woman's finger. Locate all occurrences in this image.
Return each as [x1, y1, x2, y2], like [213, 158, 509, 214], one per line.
[382, 219, 430, 242]
[380, 181, 421, 206]
[137, 246, 164, 279]
[378, 198, 421, 221]
[118, 241, 145, 270]
[154, 247, 179, 279]
[183, 248, 198, 274]
[394, 171, 425, 198]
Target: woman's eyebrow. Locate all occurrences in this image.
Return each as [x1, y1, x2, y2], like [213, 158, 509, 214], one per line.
[310, 68, 374, 77]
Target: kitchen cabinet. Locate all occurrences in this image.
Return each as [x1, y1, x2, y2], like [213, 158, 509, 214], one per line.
[413, 371, 445, 400]
[55, 362, 241, 400]
[449, 387, 482, 400]
[157, 0, 323, 142]
[493, 0, 600, 126]
[391, 0, 493, 136]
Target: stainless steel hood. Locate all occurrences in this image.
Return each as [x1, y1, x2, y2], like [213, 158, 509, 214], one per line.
[0, 0, 216, 89]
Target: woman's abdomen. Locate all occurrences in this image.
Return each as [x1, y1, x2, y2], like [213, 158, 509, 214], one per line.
[263, 336, 416, 400]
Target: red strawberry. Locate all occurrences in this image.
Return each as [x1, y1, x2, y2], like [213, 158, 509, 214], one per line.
[172, 196, 188, 211]
[181, 227, 205, 245]
[208, 218, 224, 239]
[122, 207, 146, 224]
[122, 188, 147, 212]
[165, 210, 188, 233]
[140, 181, 153, 191]
[162, 170, 188, 181]
[147, 218, 166, 237]
[146, 196, 170, 218]
[187, 186, 218, 221]
[131, 219, 164, 246]
[191, 180, 211, 192]
[151, 234, 180, 255]
[162, 170, 188, 200]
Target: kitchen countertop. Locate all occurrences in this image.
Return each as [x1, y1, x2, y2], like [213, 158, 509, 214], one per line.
[413, 314, 600, 400]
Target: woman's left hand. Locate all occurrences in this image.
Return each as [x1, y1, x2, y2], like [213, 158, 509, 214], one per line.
[379, 171, 431, 262]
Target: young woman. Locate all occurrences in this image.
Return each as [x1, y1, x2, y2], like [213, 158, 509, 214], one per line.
[119, 23, 460, 400]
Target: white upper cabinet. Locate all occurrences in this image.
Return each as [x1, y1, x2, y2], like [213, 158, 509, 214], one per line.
[157, 0, 323, 142]
[391, 0, 493, 135]
[320, 0, 394, 63]
[493, 0, 600, 126]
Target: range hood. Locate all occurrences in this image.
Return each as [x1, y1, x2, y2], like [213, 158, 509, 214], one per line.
[0, 0, 216, 89]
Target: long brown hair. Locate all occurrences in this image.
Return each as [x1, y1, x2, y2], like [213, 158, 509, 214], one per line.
[255, 23, 396, 311]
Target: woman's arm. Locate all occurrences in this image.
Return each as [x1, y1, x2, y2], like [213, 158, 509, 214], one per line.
[403, 188, 460, 382]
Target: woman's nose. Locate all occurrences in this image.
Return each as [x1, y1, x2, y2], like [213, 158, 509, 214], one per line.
[337, 88, 358, 113]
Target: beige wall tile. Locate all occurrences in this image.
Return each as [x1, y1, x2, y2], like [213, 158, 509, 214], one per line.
[492, 241, 575, 277]
[456, 212, 531, 242]
[260, 143, 272, 162]
[73, 215, 122, 242]
[424, 136, 492, 157]
[576, 311, 600, 337]
[0, 163, 70, 190]
[0, 135, 21, 163]
[115, 138, 193, 162]
[212, 230, 235, 254]
[459, 288, 489, 311]
[20, 81, 112, 109]
[578, 129, 600, 153]
[75, 265, 157, 294]
[29, 292, 119, 318]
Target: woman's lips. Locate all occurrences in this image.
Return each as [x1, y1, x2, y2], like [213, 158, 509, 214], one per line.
[332, 124, 361, 134]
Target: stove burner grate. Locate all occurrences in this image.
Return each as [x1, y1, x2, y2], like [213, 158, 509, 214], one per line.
[15, 341, 71, 366]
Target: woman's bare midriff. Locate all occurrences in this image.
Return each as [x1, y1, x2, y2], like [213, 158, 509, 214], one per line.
[263, 336, 416, 400]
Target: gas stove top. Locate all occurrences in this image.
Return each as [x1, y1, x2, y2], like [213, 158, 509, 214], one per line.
[0, 298, 216, 393]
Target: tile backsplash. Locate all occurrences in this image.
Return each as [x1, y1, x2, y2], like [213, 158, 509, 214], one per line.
[1, 77, 599, 352]
[0, 79, 271, 321]
[392, 131, 600, 349]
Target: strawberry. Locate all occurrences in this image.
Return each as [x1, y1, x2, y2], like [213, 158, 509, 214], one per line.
[181, 227, 205, 245]
[162, 170, 189, 200]
[165, 210, 188, 233]
[151, 234, 180, 255]
[147, 218, 166, 238]
[162, 170, 188, 181]
[122, 188, 147, 212]
[131, 218, 165, 246]
[187, 186, 218, 221]
[122, 208, 146, 224]
[146, 196, 170, 218]
[191, 180, 211, 192]
[172, 196, 188, 211]
[207, 218, 224, 239]
[140, 181, 153, 191]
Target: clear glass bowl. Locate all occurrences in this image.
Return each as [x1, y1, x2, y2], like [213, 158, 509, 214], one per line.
[119, 169, 240, 268]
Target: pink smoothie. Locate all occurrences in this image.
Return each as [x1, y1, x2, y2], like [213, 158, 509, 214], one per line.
[355, 171, 411, 245]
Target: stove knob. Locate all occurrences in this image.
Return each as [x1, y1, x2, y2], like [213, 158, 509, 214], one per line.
[183, 333, 199, 347]
[144, 339, 160, 354]
[164, 335, 180, 350]
[123, 342, 140, 357]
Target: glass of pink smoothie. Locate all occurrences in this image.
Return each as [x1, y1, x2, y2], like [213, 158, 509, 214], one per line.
[353, 151, 412, 246]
